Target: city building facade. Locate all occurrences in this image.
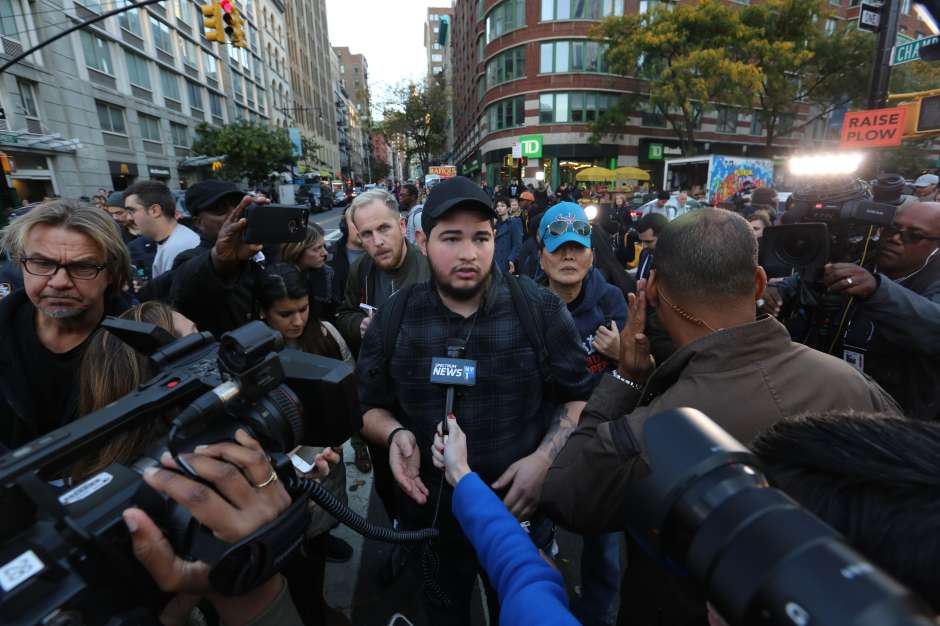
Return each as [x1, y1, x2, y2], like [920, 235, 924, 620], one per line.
[452, 0, 938, 190]
[0, 0, 240, 198]
[425, 5, 456, 161]
[285, 0, 340, 177]
[334, 45, 372, 182]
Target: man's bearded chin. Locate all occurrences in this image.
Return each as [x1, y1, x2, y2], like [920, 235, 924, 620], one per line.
[431, 264, 491, 302]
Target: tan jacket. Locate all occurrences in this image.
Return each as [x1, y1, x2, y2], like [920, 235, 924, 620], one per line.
[542, 316, 901, 534]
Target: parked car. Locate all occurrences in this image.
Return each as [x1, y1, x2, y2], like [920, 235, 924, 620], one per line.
[334, 190, 348, 207]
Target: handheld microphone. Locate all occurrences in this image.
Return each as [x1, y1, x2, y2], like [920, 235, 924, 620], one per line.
[429, 338, 475, 436]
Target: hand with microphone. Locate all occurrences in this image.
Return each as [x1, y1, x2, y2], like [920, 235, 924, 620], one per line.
[432, 414, 471, 487]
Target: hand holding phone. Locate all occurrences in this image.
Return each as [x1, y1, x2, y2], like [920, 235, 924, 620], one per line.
[242, 204, 310, 244]
[290, 446, 341, 478]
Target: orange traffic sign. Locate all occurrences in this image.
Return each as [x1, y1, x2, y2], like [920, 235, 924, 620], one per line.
[840, 107, 907, 148]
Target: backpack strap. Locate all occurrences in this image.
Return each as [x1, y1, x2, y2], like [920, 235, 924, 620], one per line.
[382, 283, 418, 371]
[505, 274, 554, 387]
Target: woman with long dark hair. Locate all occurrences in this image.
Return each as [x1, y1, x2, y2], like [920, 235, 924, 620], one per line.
[280, 224, 338, 322]
[256, 262, 353, 626]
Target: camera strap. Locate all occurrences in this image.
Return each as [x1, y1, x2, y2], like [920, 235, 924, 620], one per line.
[208, 478, 312, 596]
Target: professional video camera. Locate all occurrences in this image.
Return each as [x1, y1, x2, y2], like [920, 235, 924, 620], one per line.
[759, 176, 898, 282]
[0, 320, 435, 626]
[624, 408, 934, 626]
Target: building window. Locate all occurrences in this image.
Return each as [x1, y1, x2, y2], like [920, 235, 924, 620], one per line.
[187, 81, 203, 110]
[476, 0, 485, 20]
[902, 0, 911, 13]
[477, 76, 485, 101]
[750, 111, 764, 136]
[209, 92, 223, 117]
[825, 18, 837, 34]
[486, 45, 525, 87]
[118, 1, 142, 34]
[17, 79, 38, 118]
[182, 38, 198, 68]
[486, 0, 525, 44]
[0, 0, 18, 38]
[539, 91, 616, 123]
[125, 51, 151, 88]
[151, 17, 172, 52]
[432, 42, 443, 50]
[160, 68, 181, 101]
[96, 101, 126, 134]
[717, 107, 739, 133]
[78, 0, 102, 12]
[778, 113, 795, 136]
[432, 53, 443, 62]
[830, 0, 841, 5]
[639, 0, 673, 13]
[139, 114, 161, 141]
[477, 36, 484, 62]
[233, 73, 243, 97]
[204, 51, 218, 77]
[542, 0, 622, 21]
[641, 100, 666, 127]
[174, 0, 192, 24]
[81, 32, 113, 74]
[486, 95, 525, 130]
[540, 40, 608, 73]
[170, 122, 189, 146]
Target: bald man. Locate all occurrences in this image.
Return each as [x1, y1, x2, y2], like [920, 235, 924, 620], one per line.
[811, 202, 939, 419]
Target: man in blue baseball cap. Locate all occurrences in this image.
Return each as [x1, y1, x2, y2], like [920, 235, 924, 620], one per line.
[538, 202, 628, 626]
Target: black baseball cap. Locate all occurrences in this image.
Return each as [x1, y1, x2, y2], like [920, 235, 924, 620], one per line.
[185, 180, 244, 216]
[421, 176, 497, 235]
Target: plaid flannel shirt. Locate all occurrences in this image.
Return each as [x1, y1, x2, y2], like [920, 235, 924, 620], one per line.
[357, 271, 593, 485]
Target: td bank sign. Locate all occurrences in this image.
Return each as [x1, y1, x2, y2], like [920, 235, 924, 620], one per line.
[519, 134, 542, 158]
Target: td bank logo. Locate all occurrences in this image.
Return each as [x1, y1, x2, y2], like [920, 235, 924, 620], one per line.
[519, 134, 543, 158]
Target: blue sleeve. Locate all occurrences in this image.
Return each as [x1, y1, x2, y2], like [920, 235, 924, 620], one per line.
[452, 473, 580, 626]
[510, 219, 523, 263]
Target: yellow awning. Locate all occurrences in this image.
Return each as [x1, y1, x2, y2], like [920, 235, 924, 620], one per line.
[612, 166, 651, 181]
[575, 166, 616, 182]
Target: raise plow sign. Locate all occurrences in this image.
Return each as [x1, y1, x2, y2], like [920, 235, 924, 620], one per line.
[840, 107, 907, 149]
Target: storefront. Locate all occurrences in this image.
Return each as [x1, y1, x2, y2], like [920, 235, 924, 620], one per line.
[483, 142, 620, 190]
[0, 131, 79, 205]
[109, 161, 139, 191]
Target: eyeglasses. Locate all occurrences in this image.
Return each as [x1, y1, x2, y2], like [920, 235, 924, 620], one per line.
[544, 218, 591, 239]
[881, 225, 940, 245]
[20, 257, 106, 280]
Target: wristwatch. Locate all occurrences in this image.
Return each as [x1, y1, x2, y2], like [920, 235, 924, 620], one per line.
[609, 369, 644, 392]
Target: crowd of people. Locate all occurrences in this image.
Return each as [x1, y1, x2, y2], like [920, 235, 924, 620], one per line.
[0, 168, 937, 626]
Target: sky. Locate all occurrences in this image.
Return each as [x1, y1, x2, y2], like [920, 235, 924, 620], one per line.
[325, 0, 452, 115]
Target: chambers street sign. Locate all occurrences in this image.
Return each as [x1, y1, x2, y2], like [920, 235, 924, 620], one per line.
[891, 36, 940, 66]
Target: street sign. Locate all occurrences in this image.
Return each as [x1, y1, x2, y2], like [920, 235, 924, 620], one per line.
[857, 1, 882, 33]
[429, 165, 456, 177]
[891, 35, 940, 66]
[511, 143, 522, 159]
[840, 106, 907, 148]
[519, 134, 543, 158]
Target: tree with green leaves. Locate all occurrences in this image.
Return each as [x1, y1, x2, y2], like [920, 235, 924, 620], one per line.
[380, 75, 449, 175]
[591, 0, 763, 155]
[739, 0, 873, 148]
[192, 121, 296, 185]
[299, 135, 323, 175]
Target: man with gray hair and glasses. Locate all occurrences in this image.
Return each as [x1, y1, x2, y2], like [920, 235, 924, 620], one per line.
[0, 198, 132, 450]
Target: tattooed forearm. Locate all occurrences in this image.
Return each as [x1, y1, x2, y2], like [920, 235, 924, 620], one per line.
[537, 406, 579, 461]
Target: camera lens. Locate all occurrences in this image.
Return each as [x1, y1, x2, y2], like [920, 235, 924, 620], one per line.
[242, 384, 305, 452]
[780, 233, 822, 266]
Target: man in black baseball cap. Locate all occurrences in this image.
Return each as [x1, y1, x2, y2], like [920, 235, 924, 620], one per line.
[357, 176, 593, 625]
[184, 180, 245, 242]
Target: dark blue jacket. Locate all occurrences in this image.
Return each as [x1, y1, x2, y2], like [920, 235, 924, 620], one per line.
[567, 268, 628, 384]
[495, 217, 523, 272]
[453, 472, 579, 626]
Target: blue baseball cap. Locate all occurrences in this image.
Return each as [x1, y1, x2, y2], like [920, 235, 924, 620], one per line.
[539, 202, 592, 253]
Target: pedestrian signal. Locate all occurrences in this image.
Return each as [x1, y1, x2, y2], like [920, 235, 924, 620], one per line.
[888, 88, 940, 138]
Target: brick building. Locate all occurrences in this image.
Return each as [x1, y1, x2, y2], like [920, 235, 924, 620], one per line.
[452, 0, 937, 190]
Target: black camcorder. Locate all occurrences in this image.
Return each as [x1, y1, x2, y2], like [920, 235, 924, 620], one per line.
[0, 320, 362, 626]
[624, 408, 934, 626]
[759, 177, 897, 281]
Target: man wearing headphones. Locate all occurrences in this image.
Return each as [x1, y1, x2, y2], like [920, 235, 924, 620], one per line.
[764, 201, 940, 419]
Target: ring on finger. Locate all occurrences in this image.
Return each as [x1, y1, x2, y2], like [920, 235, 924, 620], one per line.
[846, 277, 854, 286]
[253, 469, 278, 489]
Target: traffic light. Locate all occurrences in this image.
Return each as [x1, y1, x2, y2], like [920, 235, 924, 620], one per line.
[888, 87, 940, 137]
[201, 0, 225, 43]
[220, 0, 247, 48]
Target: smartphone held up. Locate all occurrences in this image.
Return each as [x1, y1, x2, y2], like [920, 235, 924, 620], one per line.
[242, 203, 310, 244]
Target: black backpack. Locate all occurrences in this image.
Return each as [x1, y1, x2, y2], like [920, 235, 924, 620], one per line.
[381, 274, 554, 388]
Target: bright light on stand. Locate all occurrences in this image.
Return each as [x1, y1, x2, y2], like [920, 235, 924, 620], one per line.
[585, 204, 599, 221]
[788, 153, 865, 177]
